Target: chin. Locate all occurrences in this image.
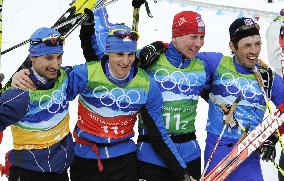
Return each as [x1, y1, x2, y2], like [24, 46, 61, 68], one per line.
[46, 75, 58, 80]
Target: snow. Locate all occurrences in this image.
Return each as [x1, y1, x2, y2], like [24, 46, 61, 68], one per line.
[1, 0, 284, 180]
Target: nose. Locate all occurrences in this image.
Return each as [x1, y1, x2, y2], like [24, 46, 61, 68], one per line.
[50, 59, 61, 69]
[194, 37, 204, 49]
[250, 45, 260, 54]
[120, 54, 131, 65]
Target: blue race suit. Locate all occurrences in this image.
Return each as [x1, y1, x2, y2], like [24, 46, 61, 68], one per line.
[197, 52, 284, 181]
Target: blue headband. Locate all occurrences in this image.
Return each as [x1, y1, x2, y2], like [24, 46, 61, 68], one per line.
[29, 27, 64, 57]
[105, 36, 137, 53]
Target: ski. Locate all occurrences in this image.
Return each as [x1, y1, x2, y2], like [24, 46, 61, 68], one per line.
[0, 0, 106, 94]
[202, 105, 284, 181]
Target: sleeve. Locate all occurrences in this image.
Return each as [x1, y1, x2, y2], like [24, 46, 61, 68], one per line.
[80, 5, 113, 61]
[66, 64, 89, 101]
[0, 89, 29, 131]
[196, 52, 223, 101]
[80, 24, 100, 62]
[142, 77, 187, 180]
[196, 52, 223, 76]
[271, 74, 284, 107]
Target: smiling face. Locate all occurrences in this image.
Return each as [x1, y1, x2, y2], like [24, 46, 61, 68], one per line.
[172, 34, 205, 59]
[230, 35, 261, 69]
[108, 52, 136, 79]
[31, 53, 62, 80]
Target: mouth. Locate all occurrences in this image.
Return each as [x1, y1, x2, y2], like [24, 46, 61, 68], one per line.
[247, 56, 257, 62]
[118, 64, 129, 69]
[189, 47, 198, 53]
[46, 67, 58, 75]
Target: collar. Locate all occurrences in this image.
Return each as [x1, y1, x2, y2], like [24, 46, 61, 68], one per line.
[30, 67, 58, 90]
[165, 43, 191, 69]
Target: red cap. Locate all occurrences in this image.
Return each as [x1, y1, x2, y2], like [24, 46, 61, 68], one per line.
[280, 9, 284, 16]
[172, 11, 205, 38]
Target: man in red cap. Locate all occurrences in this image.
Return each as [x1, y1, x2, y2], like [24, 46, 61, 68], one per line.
[137, 10, 209, 181]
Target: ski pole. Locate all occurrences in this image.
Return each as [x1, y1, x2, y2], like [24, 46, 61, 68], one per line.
[1, 0, 116, 55]
[253, 66, 284, 176]
[201, 124, 227, 179]
[252, 68, 284, 150]
[201, 95, 242, 179]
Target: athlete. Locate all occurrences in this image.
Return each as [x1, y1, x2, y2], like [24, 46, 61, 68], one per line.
[0, 27, 74, 181]
[68, 23, 188, 181]
[196, 17, 284, 180]
[136, 10, 210, 181]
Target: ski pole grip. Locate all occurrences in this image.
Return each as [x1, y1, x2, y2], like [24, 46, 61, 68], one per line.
[224, 96, 241, 124]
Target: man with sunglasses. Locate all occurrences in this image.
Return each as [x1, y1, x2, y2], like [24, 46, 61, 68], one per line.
[0, 27, 74, 181]
[77, 4, 208, 180]
[72, 5, 192, 181]
[67, 23, 190, 180]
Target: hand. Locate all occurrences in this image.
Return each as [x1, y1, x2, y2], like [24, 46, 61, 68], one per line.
[132, 0, 145, 8]
[183, 173, 197, 181]
[82, 8, 94, 25]
[11, 69, 35, 90]
[259, 134, 278, 162]
[0, 131, 2, 144]
[223, 114, 238, 129]
[139, 41, 166, 69]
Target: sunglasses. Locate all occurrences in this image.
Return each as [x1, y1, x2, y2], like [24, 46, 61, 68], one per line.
[232, 23, 260, 37]
[30, 36, 65, 46]
[108, 29, 139, 41]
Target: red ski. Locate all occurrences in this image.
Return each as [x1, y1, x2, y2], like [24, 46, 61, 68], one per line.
[202, 105, 284, 181]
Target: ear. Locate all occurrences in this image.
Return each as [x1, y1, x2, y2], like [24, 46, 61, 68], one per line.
[30, 57, 35, 64]
[229, 41, 236, 53]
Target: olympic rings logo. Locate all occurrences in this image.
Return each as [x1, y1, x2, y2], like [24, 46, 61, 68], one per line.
[39, 84, 68, 113]
[220, 73, 261, 99]
[154, 69, 198, 93]
[92, 86, 141, 109]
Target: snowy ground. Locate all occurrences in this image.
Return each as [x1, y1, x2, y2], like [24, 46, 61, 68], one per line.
[1, 0, 284, 180]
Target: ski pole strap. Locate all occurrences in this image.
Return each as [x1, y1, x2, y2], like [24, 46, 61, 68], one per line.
[138, 132, 196, 143]
[73, 131, 104, 172]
